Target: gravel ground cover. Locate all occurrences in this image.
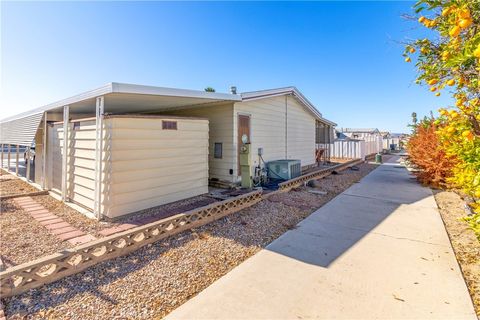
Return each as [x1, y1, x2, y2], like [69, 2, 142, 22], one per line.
[0, 199, 72, 267]
[3, 161, 379, 319]
[434, 190, 480, 316]
[0, 170, 217, 267]
[0, 171, 38, 197]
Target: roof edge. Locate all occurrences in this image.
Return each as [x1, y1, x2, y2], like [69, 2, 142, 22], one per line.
[0, 83, 113, 123]
[1, 82, 242, 123]
[111, 82, 242, 101]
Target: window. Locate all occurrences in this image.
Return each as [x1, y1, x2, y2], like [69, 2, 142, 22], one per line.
[214, 142, 223, 159]
[162, 120, 177, 130]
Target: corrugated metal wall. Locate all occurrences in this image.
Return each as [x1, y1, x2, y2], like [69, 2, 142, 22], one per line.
[0, 112, 44, 146]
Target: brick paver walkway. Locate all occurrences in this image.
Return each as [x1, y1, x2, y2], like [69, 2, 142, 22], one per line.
[13, 196, 96, 245]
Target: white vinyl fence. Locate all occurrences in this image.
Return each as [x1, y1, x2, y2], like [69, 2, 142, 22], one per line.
[330, 136, 383, 160]
[330, 139, 365, 159]
[364, 135, 383, 156]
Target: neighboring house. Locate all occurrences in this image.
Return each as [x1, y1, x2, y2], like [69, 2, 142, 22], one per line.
[340, 128, 381, 140]
[0, 83, 335, 219]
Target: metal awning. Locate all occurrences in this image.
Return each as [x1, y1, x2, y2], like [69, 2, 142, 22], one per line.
[0, 82, 243, 146]
[0, 82, 242, 122]
[0, 112, 43, 146]
[0, 82, 337, 146]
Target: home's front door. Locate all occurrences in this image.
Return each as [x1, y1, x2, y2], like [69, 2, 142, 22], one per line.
[237, 114, 251, 175]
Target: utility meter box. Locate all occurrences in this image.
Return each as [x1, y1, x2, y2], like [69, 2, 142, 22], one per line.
[239, 144, 252, 188]
[240, 144, 252, 166]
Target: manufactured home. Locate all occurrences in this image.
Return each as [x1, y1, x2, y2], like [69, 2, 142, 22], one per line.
[0, 83, 335, 219]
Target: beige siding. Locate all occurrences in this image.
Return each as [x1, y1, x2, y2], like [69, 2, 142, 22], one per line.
[285, 96, 316, 165]
[233, 95, 316, 180]
[46, 116, 209, 219]
[104, 117, 209, 219]
[48, 121, 97, 211]
[68, 120, 97, 210]
[164, 104, 236, 183]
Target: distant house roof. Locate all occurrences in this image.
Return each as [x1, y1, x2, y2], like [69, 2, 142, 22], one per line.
[341, 128, 380, 134]
[336, 131, 349, 139]
[241, 87, 336, 126]
[335, 131, 363, 141]
[390, 133, 407, 138]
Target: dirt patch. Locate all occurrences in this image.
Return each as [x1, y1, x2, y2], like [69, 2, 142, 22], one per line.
[434, 190, 480, 316]
[4, 161, 380, 319]
[116, 195, 217, 224]
[0, 199, 72, 267]
[0, 170, 38, 197]
[31, 194, 217, 238]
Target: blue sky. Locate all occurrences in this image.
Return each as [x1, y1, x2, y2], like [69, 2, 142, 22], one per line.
[1, 1, 453, 132]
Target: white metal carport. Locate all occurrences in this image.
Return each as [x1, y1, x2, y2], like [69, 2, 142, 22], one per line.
[0, 82, 241, 219]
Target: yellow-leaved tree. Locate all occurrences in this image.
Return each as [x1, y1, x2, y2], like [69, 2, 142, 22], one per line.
[405, 0, 479, 237]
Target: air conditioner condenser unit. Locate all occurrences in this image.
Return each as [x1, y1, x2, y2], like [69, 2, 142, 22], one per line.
[266, 159, 301, 181]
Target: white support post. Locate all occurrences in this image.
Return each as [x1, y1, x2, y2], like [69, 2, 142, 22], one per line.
[61, 106, 70, 201]
[7, 144, 11, 171]
[94, 96, 104, 219]
[1, 144, 3, 169]
[42, 112, 48, 189]
[15, 144, 19, 175]
[26, 147, 31, 181]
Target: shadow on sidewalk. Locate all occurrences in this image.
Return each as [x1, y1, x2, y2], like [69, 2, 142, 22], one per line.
[266, 158, 432, 267]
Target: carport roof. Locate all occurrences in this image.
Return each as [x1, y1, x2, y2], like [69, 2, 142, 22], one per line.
[1, 82, 242, 123]
[0, 83, 336, 146]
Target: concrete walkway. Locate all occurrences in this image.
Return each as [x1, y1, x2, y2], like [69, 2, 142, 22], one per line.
[167, 156, 476, 320]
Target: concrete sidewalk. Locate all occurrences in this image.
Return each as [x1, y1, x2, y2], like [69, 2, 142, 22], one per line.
[167, 156, 476, 319]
